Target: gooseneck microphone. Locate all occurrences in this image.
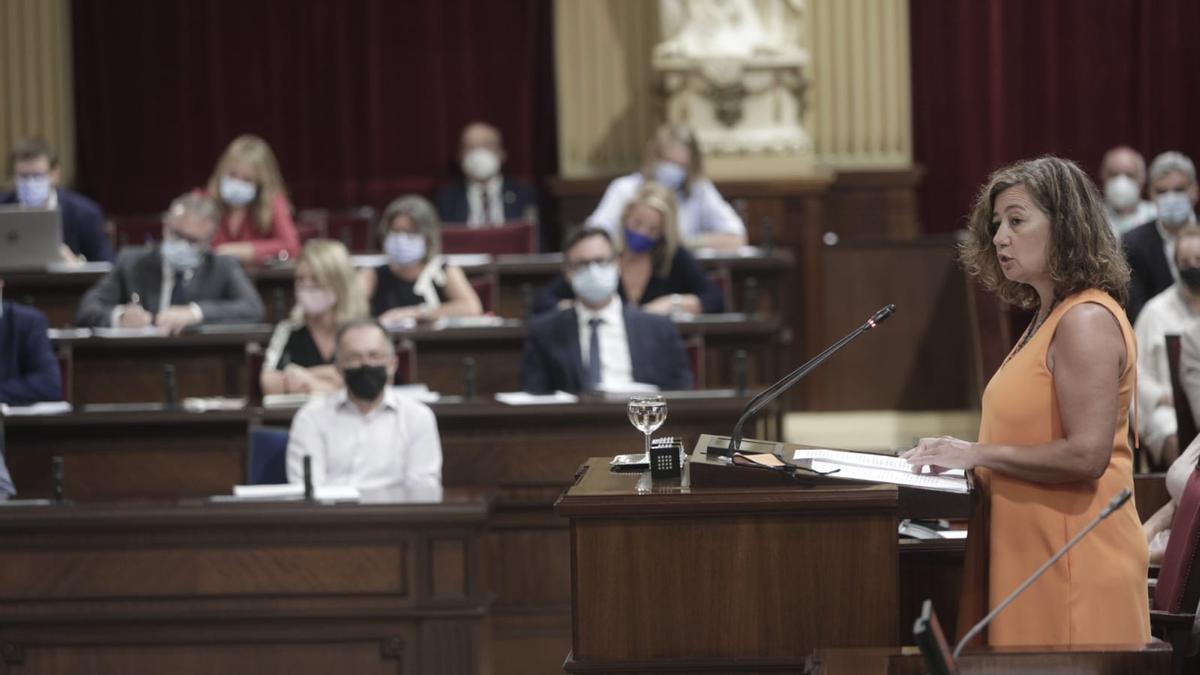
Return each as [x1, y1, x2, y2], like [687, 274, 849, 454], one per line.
[951, 488, 1133, 659]
[708, 304, 896, 455]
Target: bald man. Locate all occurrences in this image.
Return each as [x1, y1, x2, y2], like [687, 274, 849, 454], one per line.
[435, 122, 538, 229]
[1100, 146, 1157, 236]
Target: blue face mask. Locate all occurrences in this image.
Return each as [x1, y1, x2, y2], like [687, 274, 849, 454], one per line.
[623, 227, 659, 254]
[162, 238, 203, 271]
[15, 175, 52, 207]
[652, 162, 688, 191]
[384, 232, 427, 265]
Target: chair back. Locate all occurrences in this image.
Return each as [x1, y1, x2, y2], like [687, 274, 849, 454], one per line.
[685, 335, 705, 389]
[297, 207, 378, 252]
[111, 214, 165, 250]
[1155, 468, 1200, 614]
[245, 343, 265, 406]
[55, 344, 72, 404]
[393, 338, 417, 386]
[246, 425, 289, 485]
[1167, 334, 1198, 450]
[441, 221, 536, 255]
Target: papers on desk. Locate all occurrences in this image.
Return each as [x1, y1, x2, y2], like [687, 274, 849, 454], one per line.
[0, 401, 73, 416]
[182, 397, 246, 412]
[596, 381, 660, 398]
[494, 391, 579, 405]
[793, 449, 969, 494]
[391, 384, 440, 404]
[431, 315, 509, 330]
[443, 253, 492, 268]
[262, 392, 323, 409]
[47, 327, 92, 340]
[92, 326, 166, 338]
[262, 385, 438, 409]
[230, 483, 361, 502]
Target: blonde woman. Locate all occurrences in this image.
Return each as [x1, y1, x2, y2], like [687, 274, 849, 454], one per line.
[260, 240, 368, 395]
[206, 134, 300, 265]
[360, 195, 482, 324]
[586, 123, 746, 250]
[535, 182, 724, 315]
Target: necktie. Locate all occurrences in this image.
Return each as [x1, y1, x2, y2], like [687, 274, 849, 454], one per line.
[586, 318, 603, 391]
[481, 189, 495, 225]
[169, 271, 187, 306]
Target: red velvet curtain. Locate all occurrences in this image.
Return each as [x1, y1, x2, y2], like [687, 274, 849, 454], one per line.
[71, 0, 557, 215]
[911, 0, 1200, 233]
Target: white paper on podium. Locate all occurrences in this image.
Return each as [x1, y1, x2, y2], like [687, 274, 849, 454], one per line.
[808, 459, 969, 494]
[792, 449, 966, 478]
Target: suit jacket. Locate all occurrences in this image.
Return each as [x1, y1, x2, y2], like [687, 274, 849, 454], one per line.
[1, 188, 114, 262]
[0, 300, 63, 405]
[74, 246, 265, 327]
[519, 304, 693, 394]
[435, 176, 538, 224]
[1122, 220, 1174, 322]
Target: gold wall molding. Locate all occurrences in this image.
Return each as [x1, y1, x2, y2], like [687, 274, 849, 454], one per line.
[554, 0, 913, 177]
[0, 0, 75, 184]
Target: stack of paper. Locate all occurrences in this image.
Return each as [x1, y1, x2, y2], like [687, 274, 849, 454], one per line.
[792, 449, 969, 494]
[0, 401, 73, 416]
[494, 391, 579, 405]
[230, 484, 361, 502]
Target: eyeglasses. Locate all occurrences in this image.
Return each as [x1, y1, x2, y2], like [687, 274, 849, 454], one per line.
[566, 256, 615, 273]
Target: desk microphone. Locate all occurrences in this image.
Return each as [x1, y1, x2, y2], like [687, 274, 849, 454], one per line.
[52, 456, 65, 504]
[951, 487, 1133, 658]
[708, 304, 895, 455]
[163, 364, 178, 409]
[463, 357, 477, 401]
[302, 455, 314, 501]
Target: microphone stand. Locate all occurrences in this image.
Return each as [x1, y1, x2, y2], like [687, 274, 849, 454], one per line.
[707, 304, 896, 456]
[951, 488, 1133, 659]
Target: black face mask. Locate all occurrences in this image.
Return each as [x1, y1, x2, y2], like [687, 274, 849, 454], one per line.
[343, 365, 389, 401]
[1181, 267, 1200, 292]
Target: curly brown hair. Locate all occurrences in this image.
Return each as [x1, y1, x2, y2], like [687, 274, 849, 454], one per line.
[960, 156, 1130, 310]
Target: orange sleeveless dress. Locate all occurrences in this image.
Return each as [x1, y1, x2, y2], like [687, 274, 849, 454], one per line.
[976, 289, 1150, 646]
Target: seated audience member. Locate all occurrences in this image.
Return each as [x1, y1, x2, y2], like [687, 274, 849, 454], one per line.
[286, 319, 441, 491]
[205, 134, 300, 265]
[1099, 145, 1157, 237]
[360, 195, 483, 324]
[1134, 227, 1200, 467]
[261, 240, 368, 396]
[520, 227, 693, 394]
[74, 193, 265, 332]
[1143, 314, 1200, 563]
[1, 138, 113, 263]
[535, 183, 725, 315]
[435, 122, 538, 227]
[1123, 151, 1199, 321]
[587, 123, 746, 251]
[0, 279, 63, 405]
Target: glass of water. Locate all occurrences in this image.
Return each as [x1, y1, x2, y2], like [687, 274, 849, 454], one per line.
[627, 394, 668, 460]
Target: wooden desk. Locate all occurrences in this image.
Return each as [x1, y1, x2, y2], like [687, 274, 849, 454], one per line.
[556, 455, 902, 672]
[50, 317, 786, 405]
[3, 393, 774, 675]
[0, 491, 491, 675]
[806, 644, 1171, 674]
[3, 250, 794, 327]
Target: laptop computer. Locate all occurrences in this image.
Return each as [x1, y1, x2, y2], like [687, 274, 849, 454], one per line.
[0, 207, 62, 270]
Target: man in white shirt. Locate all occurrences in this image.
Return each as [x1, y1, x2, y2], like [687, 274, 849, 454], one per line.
[286, 319, 442, 491]
[1099, 146, 1157, 236]
[1134, 227, 1200, 468]
[519, 228, 693, 394]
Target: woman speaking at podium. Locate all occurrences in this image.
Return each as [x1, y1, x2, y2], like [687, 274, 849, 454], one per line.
[903, 157, 1150, 646]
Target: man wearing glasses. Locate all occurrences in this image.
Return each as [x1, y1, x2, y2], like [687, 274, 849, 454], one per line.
[73, 192, 264, 332]
[285, 319, 442, 491]
[519, 227, 693, 394]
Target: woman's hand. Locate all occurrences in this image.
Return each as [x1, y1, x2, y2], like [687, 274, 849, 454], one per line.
[379, 306, 424, 325]
[902, 436, 978, 474]
[282, 364, 315, 393]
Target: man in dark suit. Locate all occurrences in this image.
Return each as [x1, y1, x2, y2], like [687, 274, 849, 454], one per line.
[520, 228, 693, 394]
[435, 122, 538, 227]
[75, 192, 264, 332]
[1123, 151, 1199, 321]
[2, 138, 113, 263]
[0, 279, 63, 406]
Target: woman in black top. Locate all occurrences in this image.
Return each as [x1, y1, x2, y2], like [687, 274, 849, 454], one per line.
[534, 182, 724, 315]
[360, 195, 482, 324]
[259, 239, 369, 395]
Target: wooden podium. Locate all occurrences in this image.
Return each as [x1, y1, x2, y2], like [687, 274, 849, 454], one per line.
[555, 438, 905, 673]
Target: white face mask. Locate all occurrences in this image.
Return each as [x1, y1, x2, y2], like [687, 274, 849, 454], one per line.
[15, 175, 52, 207]
[296, 287, 337, 316]
[162, 237, 203, 271]
[1104, 175, 1140, 211]
[219, 176, 258, 206]
[462, 148, 501, 181]
[1156, 191, 1195, 226]
[570, 262, 619, 306]
[384, 232, 427, 265]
